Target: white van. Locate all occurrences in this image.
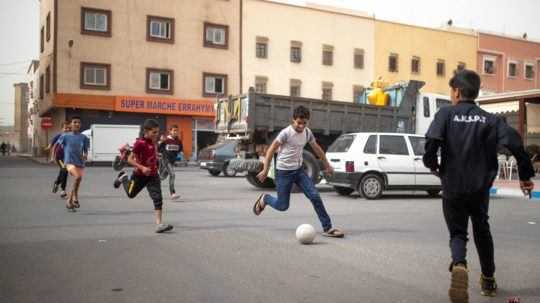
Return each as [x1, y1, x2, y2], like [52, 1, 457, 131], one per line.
[325, 132, 441, 199]
[82, 124, 141, 163]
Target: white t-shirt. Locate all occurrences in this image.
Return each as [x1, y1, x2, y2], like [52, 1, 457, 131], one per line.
[274, 125, 315, 170]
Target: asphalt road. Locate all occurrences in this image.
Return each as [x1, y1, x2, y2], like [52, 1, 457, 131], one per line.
[0, 156, 539, 303]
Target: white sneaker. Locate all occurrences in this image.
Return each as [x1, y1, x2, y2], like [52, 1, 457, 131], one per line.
[171, 193, 180, 200]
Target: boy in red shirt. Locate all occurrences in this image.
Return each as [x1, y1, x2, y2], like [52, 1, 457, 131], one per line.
[113, 119, 173, 233]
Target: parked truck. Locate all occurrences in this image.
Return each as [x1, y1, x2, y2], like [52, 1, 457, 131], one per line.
[82, 124, 141, 163]
[215, 80, 449, 188]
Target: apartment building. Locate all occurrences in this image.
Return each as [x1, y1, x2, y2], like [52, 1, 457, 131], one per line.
[374, 21, 477, 95]
[38, 0, 240, 159]
[242, 0, 375, 102]
[478, 32, 540, 94]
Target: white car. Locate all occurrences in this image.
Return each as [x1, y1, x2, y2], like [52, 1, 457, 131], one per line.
[325, 132, 441, 199]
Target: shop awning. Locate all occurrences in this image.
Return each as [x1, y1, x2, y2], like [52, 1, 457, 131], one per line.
[480, 101, 519, 114]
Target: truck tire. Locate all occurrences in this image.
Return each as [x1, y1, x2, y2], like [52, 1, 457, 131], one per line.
[359, 174, 384, 200]
[302, 151, 320, 184]
[209, 169, 221, 177]
[246, 172, 275, 188]
[334, 186, 354, 196]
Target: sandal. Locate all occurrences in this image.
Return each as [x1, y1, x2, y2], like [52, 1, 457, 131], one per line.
[252, 194, 266, 216]
[322, 228, 345, 238]
[66, 197, 75, 211]
[73, 200, 80, 208]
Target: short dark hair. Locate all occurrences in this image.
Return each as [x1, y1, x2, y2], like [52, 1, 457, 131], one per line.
[143, 119, 160, 130]
[293, 106, 310, 120]
[449, 69, 481, 100]
[169, 124, 179, 130]
[70, 116, 81, 122]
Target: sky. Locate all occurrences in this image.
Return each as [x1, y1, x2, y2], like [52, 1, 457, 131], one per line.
[1, 0, 540, 126]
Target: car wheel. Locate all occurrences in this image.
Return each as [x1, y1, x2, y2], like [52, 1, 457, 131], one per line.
[359, 174, 384, 200]
[427, 189, 441, 197]
[209, 169, 221, 177]
[334, 186, 354, 196]
[223, 163, 237, 177]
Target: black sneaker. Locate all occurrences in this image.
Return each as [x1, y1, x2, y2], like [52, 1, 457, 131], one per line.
[113, 171, 127, 189]
[156, 224, 174, 233]
[480, 274, 497, 297]
[52, 182, 59, 194]
[449, 263, 469, 303]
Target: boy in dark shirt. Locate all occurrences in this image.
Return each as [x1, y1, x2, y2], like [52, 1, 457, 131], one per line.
[423, 70, 535, 303]
[158, 125, 183, 200]
[49, 121, 71, 198]
[113, 119, 173, 233]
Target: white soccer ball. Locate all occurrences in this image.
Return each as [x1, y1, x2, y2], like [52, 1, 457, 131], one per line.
[296, 224, 316, 244]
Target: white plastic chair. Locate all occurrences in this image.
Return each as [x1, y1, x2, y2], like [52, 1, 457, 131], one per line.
[496, 154, 508, 180]
[507, 156, 517, 180]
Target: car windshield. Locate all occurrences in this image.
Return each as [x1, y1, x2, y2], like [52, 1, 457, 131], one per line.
[328, 135, 355, 153]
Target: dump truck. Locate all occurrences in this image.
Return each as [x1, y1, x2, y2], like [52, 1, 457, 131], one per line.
[215, 80, 450, 188]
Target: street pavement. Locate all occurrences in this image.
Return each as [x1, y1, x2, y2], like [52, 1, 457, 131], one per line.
[0, 156, 539, 303]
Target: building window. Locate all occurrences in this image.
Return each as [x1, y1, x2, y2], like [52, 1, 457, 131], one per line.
[203, 73, 227, 97]
[147, 16, 174, 43]
[457, 62, 466, 71]
[81, 7, 112, 37]
[322, 45, 334, 66]
[411, 56, 421, 74]
[81, 62, 111, 90]
[40, 26, 44, 53]
[290, 41, 302, 63]
[436, 60, 446, 77]
[204, 22, 228, 49]
[389, 53, 398, 72]
[256, 36, 268, 59]
[508, 61, 518, 78]
[46, 12, 51, 42]
[290, 79, 301, 97]
[255, 76, 268, 93]
[353, 85, 364, 103]
[525, 63, 535, 80]
[39, 74, 44, 99]
[322, 82, 333, 101]
[146, 68, 173, 94]
[483, 56, 496, 74]
[354, 49, 364, 69]
[45, 66, 51, 94]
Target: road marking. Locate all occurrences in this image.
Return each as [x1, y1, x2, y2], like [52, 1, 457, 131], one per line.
[528, 222, 536, 225]
[98, 239, 107, 243]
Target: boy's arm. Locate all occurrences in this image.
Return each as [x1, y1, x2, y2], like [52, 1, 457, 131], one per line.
[127, 152, 150, 174]
[309, 141, 333, 174]
[423, 138, 441, 175]
[496, 119, 535, 192]
[257, 140, 281, 182]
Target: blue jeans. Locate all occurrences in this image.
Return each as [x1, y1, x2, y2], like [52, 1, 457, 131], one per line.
[263, 168, 333, 231]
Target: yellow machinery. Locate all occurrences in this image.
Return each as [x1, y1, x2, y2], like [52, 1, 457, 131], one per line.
[367, 78, 390, 106]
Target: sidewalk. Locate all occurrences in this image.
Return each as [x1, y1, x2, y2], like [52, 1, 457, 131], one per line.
[16, 153, 51, 165]
[491, 177, 540, 199]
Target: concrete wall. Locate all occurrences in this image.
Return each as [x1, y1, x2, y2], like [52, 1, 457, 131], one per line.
[243, 0, 375, 102]
[374, 21, 477, 95]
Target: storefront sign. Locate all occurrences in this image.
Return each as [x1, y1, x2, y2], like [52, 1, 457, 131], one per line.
[115, 96, 215, 117]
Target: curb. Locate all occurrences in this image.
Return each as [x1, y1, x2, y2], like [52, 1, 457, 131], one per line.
[17, 155, 51, 165]
[490, 187, 540, 200]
